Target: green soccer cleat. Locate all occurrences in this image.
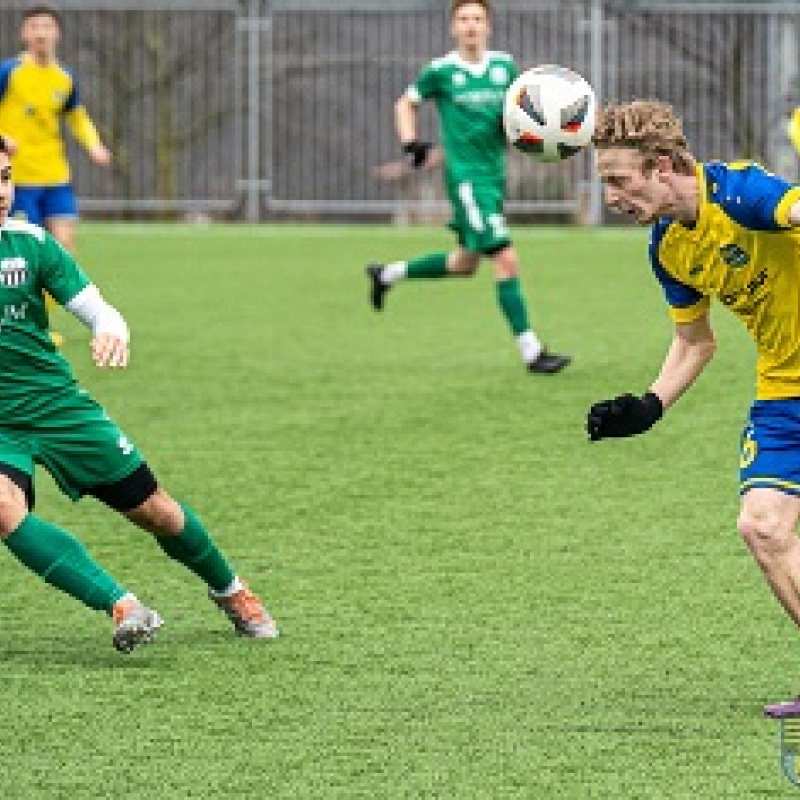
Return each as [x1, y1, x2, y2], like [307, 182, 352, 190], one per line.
[111, 594, 163, 653]
[209, 580, 279, 639]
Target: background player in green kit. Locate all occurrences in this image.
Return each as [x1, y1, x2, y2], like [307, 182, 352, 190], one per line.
[0, 136, 277, 652]
[366, 0, 570, 374]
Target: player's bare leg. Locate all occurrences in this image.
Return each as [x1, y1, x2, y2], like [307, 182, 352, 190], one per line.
[125, 488, 278, 638]
[44, 217, 77, 347]
[0, 472, 161, 652]
[738, 488, 800, 626]
[490, 245, 570, 373]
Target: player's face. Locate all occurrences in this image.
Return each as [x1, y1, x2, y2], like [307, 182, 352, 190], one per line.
[0, 153, 13, 226]
[596, 147, 673, 225]
[451, 4, 490, 54]
[21, 13, 61, 61]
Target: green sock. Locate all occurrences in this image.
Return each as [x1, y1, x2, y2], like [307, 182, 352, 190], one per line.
[406, 252, 449, 279]
[3, 515, 126, 613]
[154, 504, 235, 593]
[496, 276, 531, 336]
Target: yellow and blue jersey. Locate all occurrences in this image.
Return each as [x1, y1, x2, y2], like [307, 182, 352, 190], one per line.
[0, 53, 100, 186]
[649, 161, 800, 401]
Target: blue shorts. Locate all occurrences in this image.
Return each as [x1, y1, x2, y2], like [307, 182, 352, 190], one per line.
[11, 184, 78, 226]
[740, 399, 800, 496]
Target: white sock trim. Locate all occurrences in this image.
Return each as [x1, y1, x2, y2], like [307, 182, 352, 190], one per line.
[209, 576, 244, 598]
[380, 261, 407, 285]
[516, 330, 542, 364]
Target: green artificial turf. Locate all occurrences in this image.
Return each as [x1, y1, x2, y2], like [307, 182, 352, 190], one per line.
[0, 223, 793, 798]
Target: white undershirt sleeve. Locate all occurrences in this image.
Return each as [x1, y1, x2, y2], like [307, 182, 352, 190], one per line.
[65, 284, 129, 343]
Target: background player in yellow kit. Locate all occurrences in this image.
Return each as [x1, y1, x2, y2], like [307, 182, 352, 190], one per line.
[583, 100, 800, 709]
[0, 5, 111, 344]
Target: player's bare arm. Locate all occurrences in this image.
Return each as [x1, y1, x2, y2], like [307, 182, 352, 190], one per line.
[649, 313, 717, 410]
[789, 200, 800, 226]
[395, 92, 430, 168]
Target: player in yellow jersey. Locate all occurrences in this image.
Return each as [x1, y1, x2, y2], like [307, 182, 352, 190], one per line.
[789, 107, 800, 156]
[583, 100, 800, 709]
[0, 5, 111, 345]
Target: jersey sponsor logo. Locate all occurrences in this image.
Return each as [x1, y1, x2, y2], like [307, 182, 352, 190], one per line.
[719, 267, 768, 307]
[719, 243, 750, 268]
[453, 88, 506, 105]
[0, 302, 29, 332]
[0, 258, 29, 287]
[490, 65, 508, 85]
[689, 264, 703, 276]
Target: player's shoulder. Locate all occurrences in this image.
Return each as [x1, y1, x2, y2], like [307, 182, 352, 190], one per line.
[425, 51, 460, 71]
[2, 219, 47, 243]
[0, 56, 22, 77]
[703, 159, 782, 198]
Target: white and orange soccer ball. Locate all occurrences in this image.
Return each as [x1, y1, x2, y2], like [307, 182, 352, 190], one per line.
[503, 64, 597, 162]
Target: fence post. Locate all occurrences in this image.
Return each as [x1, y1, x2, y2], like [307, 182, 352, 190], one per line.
[588, 0, 603, 226]
[245, 0, 261, 221]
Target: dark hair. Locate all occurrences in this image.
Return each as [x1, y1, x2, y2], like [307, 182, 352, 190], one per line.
[451, 0, 492, 18]
[23, 5, 63, 30]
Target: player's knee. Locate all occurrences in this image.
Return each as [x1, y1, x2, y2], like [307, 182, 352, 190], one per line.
[0, 493, 28, 537]
[448, 251, 479, 276]
[127, 489, 184, 535]
[491, 247, 518, 280]
[737, 506, 794, 559]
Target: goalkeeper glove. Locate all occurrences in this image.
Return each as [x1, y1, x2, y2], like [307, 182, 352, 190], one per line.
[587, 391, 663, 442]
[402, 141, 432, 169]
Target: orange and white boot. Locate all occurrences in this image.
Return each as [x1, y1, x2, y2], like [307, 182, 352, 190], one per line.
[209, 579, 279, 639]
[112, 593, 163, 653]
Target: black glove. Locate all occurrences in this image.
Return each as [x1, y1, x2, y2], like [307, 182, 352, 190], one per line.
[402, 141, 432, 169]
[587, 391, 663, 442]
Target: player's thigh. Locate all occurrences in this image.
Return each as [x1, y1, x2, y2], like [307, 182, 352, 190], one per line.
[0, 431, 36, 532]
[447, 179, 511, 255]
[739, 399, 800, 501]
[33, 392, 145, 504]
[43, 185, 78, 249]
[9, 186, 45, 226]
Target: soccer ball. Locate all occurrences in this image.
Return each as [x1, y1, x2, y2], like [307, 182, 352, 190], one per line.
[503, 65, 596, 162]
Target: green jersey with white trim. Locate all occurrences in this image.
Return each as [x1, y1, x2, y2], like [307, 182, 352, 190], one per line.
[0, 219, 89, 421]
[407, 50, 517, 186]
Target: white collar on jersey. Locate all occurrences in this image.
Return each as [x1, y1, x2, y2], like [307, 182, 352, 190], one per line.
[450, 50, 492, 78]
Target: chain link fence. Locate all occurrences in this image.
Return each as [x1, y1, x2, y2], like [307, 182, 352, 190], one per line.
[0, 1, 798, 222]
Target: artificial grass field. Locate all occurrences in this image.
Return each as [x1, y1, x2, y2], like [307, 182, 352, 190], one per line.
[0, 222, 795, 798]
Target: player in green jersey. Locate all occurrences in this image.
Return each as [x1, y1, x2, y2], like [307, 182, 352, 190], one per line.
[366, 0, 570, 373]
[0, 136, 278, 652]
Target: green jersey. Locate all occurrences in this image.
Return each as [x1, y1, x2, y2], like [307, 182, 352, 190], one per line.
[408, 50, 517, 186]
[0, 220, 89, 422]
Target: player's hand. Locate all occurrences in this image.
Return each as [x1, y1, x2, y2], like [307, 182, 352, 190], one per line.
[1, 134, 18, 155]
[92, 333, 128, 369]
[587, 391, 663, 442]
[402, 141, 432, 169]
[89, 143, 112, 166]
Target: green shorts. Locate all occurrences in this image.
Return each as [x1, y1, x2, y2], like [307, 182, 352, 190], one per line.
[445, 178, 512, 254]
[0, 389, 143, 502]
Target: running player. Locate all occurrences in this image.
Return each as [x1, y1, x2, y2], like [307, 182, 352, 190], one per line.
[366, 0, 570, 374]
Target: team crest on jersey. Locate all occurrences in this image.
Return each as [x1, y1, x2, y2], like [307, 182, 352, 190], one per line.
[452, 72, 466, 87]
[490, 66, 508, 85]
[0, 258, 29, 287]
[719, 243, 750, 268]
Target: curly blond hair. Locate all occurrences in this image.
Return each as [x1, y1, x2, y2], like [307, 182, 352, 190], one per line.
[593, 100, 696, 175]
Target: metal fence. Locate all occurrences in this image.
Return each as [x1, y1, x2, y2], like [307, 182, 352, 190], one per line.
[0, 1, 798, 222]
